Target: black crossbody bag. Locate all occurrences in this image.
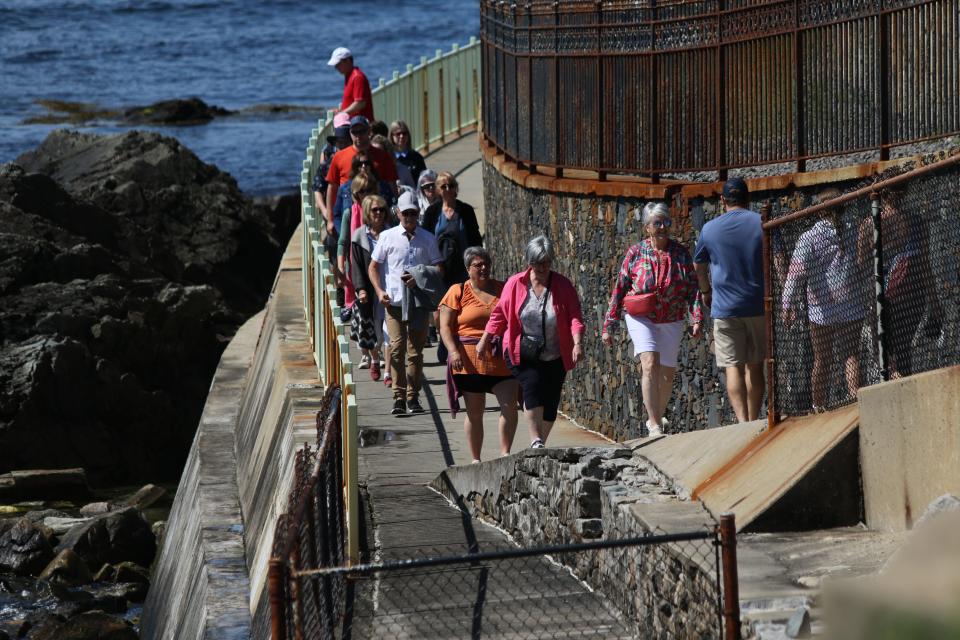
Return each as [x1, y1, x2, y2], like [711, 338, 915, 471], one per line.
[519, 274, 551, 365]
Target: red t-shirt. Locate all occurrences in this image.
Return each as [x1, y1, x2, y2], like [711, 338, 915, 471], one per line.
[341, 67, 374, 121]
[325, 145, 398, 187]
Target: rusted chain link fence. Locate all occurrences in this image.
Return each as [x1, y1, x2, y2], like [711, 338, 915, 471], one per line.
[270, 385, 347, 639]
[284, 517, 740, 640]
[764, 154, 960, 421]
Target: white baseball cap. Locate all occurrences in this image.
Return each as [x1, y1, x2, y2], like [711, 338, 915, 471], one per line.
[327, 47, 352, 66]
[397, 190, 419, 214]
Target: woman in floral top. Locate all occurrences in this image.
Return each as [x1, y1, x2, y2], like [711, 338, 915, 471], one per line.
[601, 202, 703, 437]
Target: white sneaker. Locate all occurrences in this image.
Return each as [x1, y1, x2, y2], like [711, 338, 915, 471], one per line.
[646, 421, 663, 438]
[530, 438, 545, 449]
[359, 354, 371, 369]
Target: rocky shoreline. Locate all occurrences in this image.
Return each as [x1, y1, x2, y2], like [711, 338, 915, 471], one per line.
[1, 129, 298, 486]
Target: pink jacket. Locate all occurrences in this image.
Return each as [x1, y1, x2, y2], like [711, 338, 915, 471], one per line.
[485, 269, 585, 372]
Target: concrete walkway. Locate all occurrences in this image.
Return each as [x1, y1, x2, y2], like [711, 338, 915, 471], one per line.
[346, 133, 625, 636]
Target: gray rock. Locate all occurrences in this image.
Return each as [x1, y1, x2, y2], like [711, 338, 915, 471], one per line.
[38, 549, 93, 586]
[916, 493, 960, 528]
[0, 517, 53, 575]
[23, 610, 137, 640]
[119, 484, 165, 510]
[122, 97, 230, 125]
[55, 507, 155, 569]
[42, 516, 90, 536]
[785, 606, 811, 638]
[78, 502, 110, 517]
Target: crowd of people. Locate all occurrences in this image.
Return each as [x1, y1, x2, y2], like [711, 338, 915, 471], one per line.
[315, 47, 845, 462]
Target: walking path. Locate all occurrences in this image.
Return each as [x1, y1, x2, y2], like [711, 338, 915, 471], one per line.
[347, 131, 625, 636]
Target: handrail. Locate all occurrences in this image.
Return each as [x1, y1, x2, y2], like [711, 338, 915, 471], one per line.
[296, 38, 482, 568]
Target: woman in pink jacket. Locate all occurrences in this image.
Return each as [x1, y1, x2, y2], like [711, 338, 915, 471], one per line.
[476, 235, 585, 448]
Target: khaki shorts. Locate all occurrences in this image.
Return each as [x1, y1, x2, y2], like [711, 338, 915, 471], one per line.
[713, 316, 766, 367]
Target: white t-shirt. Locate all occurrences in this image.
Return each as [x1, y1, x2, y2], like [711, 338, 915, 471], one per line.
[370, 225, 443, 307]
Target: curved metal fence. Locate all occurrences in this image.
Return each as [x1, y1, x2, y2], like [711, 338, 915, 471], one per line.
[481, 0, 960, 178]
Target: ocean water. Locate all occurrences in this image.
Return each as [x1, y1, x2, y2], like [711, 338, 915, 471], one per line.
[0, 0, 480, 195]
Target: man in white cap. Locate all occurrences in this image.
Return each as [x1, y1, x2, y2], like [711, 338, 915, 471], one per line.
[369, 191, 443, 415]
[328, 46, 374, 121]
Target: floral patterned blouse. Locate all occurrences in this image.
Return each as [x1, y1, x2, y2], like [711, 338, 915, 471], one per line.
[603, 238, 704, 332]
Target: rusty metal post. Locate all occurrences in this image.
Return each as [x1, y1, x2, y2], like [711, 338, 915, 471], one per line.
[553, 0, 562, 175]
[596, 0, 605, 180]
[719, 512, 741, 640]
[870, 193, 890, 381]
[291, 542, 304, 640]
[878, 10, 890, 161]
[715, 0, 727, 182]
[269, 558, 287, 640]
[793, 0, 806, 173]
[761, 201, 777, 429]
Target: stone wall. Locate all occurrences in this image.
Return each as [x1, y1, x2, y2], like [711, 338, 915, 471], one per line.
[431, 447, 722, 638]
[482, 163, 738, 439]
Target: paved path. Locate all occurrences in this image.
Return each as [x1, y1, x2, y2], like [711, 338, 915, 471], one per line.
[345, 133, 627, 637]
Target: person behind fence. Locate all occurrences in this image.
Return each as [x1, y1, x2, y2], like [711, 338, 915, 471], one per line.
[694, 177, 765, 423]
[390, 120, 428, 185]
[328, 46, 374, 121]
[350, 194, 391, 383]
[781, 188, 872, 412]
[440, 247, 520, 462]
[476, 235, 585, 449]
[879, 186, 944, 378]
[369, 191, 445, 416]
[601, 202, 703, 437]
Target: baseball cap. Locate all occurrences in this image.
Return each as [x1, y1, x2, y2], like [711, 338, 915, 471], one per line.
[333, 112, 351, 128]
[722, 177, 749, 202]
[349, 115, 370, 131]
[397, 190, 419, 213]
[327, 47, 352, 66]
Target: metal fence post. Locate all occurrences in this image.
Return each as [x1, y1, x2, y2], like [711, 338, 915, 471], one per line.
[269, 558, 287, 640]
[719, 512, 741, 640]
[870, 193, 890, 381]
[761, 202, 777, 428]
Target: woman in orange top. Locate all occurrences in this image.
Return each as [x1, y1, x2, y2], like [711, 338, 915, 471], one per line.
[439, 247, 519, 463]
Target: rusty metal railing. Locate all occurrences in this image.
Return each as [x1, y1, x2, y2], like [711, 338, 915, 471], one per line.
[481, 0, 960, 180]
[762, 151, 960, 426]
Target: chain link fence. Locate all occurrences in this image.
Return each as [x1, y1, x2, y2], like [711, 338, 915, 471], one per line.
[270, 384, 347, 639]
[765, 154, 960, 420]
[292, 525, 735, 640]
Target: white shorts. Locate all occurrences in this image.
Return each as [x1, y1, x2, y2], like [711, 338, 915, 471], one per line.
[624, 315, 685, 367]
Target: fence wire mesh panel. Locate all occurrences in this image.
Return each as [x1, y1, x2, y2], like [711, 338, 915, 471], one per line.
[270, 385, 347, 640]
[291, 530, 728, 639]
[479, 0, 960, 176]
[767, 158, 960, 419]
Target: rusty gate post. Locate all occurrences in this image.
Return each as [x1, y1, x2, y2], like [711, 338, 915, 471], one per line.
[269, 558, 287, 640]
[719, 512, 741, 639]
[761, 201, 777, 429]
[870, 193, 890, 381]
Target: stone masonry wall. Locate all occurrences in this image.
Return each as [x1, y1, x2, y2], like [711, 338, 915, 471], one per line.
[431, 447, 721, 638]
[481, 163, 737, 439]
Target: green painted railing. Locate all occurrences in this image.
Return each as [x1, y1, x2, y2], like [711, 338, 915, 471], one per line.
[296, 37, 481, 565]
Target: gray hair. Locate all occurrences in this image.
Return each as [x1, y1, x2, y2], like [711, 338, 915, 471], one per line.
[524, 235, 554, 265]
[463, 246, 491, 270]
[417, 169, 437, 190]
[641, 202, 670, 226]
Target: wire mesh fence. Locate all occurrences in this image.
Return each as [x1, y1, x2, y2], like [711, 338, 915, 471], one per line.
[290, 527, 734, 640]
[270, 384, 347, 640]
[765, 154, 960, 420]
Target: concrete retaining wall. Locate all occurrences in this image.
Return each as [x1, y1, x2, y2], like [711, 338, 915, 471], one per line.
[858, 365, 960, 532]
[142, 236, 323, 639]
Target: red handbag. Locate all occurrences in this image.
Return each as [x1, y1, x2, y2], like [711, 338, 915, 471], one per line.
[623, 251, 669, 317]
[623, 292, 658, 316]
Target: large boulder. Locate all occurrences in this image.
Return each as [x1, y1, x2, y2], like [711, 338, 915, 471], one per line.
[54, 507, 155, 570]
[24, 611, 137, 640]
[0, 130, 297, 484]
[0, 517, 53, 575]
[38, 549, 93, 586]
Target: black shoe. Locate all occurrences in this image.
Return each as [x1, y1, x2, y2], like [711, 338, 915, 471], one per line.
[391, 399, 406, 415]
[406, 398, 425, 414]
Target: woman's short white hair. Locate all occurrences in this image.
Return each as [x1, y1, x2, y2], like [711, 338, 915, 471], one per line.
[641, 202, 670, 226]
[524, 235, 554, 265]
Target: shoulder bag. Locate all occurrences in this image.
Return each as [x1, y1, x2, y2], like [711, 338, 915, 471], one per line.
[519, 275, 551, 365]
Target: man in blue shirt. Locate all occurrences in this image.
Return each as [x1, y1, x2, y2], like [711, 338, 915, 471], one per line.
[694, 177, 765, 423]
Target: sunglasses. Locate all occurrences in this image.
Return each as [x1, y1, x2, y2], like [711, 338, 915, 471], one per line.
[421, 183, 436, 190]
[371, 206, 387, 214]
[399, 210, 419, 217]
[469, 262, 490, 270]
[649, 219, 672, 229]
[439, 184, 455, 191]
[393, 130, 409, 137]
[356, 160, 371, 167]
[351, 128, 370, 136]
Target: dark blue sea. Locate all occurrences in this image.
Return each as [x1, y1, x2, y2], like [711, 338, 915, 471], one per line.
[0, 0, 480, 195]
